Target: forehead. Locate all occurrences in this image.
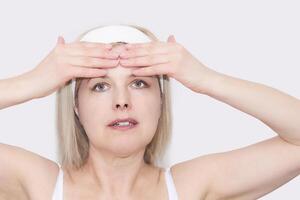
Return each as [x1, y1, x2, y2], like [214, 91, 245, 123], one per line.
[93, 65, 156, 79]
[86, 73, 157, 84]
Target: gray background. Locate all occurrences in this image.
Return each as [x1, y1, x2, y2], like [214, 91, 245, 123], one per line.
[0, 0, 299, 199]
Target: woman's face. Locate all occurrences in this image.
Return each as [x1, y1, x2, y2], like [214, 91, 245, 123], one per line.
[76, 45, 162, 156]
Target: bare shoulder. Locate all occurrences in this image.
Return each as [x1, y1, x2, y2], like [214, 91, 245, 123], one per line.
[170, 154, 216, 200]
[0, 143, 60, 199]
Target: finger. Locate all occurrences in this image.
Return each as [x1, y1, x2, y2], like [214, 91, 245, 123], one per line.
[132, 63, 169, 76]
[120, 44, 172, 58]
[120, 54, 170, 67]
[65, 46, 119, 59]
[124, 41, 159, 49]
[65, 55, 119, 68]
[57, 36, 65, 45]
[74, 41, 113, 49]
[167, 35, 176, 43]
[73, 67, 108, 78]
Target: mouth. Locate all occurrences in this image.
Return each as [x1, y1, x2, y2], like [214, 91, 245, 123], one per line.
[107, 118, 138, 131]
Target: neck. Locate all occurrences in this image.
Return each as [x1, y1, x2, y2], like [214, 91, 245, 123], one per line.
[81, 146, 150, 196]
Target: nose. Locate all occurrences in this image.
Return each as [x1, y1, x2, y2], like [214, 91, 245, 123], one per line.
[115, 103, 129, 110]
[112, 90, 131, 111]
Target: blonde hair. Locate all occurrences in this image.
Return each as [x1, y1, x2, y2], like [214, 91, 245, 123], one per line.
[56, 23, 173, 170]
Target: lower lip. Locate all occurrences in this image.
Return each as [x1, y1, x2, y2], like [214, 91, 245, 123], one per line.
[108, 123, 138, 131]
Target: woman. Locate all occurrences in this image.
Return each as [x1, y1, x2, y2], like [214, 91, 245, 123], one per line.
[1, 24, 300, 200]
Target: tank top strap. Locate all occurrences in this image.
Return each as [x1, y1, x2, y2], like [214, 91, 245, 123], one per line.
[164, 167, 179, 200]
[52, 163, 64, 200]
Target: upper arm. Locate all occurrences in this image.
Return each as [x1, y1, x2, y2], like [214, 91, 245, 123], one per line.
[204, 136, 300, 199]
[170, 154, 217, 199]
[0, 143, 58, 198]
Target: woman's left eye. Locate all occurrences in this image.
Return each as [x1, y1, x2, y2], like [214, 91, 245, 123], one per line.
[132, 80, 149, 88]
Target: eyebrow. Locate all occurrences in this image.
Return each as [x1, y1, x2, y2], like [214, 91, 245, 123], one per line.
[87, 74, 156, 84]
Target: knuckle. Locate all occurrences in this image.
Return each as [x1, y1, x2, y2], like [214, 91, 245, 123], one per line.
[94, 58, 104, 65]
[81, 57, 91, 64]
[174, 43, 184, 51]
[69, 41, 79, 48]
[161, 56, 169, 63]
[80, 47, 90, 55]
[63, 68, 74, 79]
[103, 50, 112, 57]
[89, 58, 100, 66]
[148, 56, 155, 63]
[54, 45, 63, 55]
[152, 46, 160, 53]
[107, 59, 118, 66]
[73, 42, 81, 50]
[78, 41, 87, 47]
[55, 55, 66, 65]
[173, 51, 183, 61]
[129, 58, 136, 65]
[168, 65, 177, 76]
[75, 67, 85, 76]
[149, 43, 157, 51]
[146, 48, 152, 55]
[151, 41, 159, 46]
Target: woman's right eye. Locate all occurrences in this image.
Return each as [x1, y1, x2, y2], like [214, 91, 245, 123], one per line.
[92, 83, 109, 92]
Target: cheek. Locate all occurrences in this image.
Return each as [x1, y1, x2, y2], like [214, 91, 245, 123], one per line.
[135, 96, 161, 120]
[134, 89, 161, 112]
[77, 94, 111, 133]
[134, 94, 161, 139]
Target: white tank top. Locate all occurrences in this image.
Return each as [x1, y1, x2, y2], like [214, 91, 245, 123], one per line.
[52, 163, 179, 200]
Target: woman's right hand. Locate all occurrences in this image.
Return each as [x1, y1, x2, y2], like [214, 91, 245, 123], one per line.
[29, 36, 119, 98]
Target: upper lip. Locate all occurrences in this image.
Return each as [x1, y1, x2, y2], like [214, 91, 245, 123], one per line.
[108, 118, 138, 126]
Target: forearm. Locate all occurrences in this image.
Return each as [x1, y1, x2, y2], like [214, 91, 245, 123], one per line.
[0, 70, 39, 110]
[203, 71, 300, 145]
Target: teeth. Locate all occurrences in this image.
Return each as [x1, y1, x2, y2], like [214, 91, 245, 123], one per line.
[114, 121, 132, 126]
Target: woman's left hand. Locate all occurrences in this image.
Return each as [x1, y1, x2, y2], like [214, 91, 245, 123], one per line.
[118, 35, 219, 94]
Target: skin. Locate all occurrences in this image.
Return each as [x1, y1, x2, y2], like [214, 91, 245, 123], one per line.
[115, 36, 300, 199]
[1, 34, 300, 199]
[68, 44, 163, 198]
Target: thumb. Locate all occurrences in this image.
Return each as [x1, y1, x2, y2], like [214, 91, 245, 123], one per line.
[167, 34, 176, 43]
[57, 35, 65, 45]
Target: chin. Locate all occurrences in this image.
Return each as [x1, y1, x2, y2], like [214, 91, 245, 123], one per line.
[108, 142, 146, 157]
